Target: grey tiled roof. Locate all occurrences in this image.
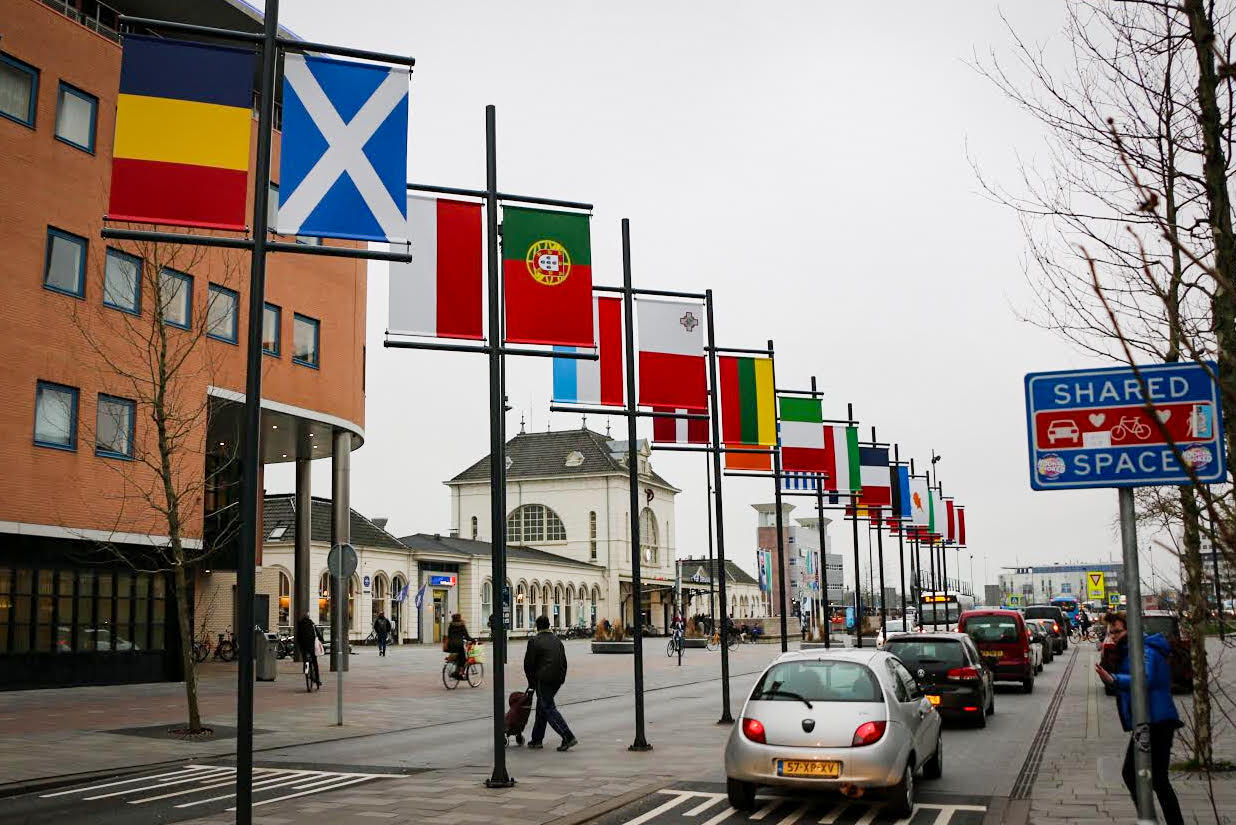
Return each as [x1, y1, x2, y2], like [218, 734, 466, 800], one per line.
[447, 428, 675, 489]
[397, 533, 604, 571]
[262, 495, 408, 551]
[677, 558, 759, 586]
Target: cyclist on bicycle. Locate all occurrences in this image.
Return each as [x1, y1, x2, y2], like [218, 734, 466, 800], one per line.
[445, 613, 474, 680]
[1079, 608, 1093, 640]
[296, 611, 321, 690]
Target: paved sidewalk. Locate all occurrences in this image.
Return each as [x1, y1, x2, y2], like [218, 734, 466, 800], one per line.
[1028, 639, 1235, 825]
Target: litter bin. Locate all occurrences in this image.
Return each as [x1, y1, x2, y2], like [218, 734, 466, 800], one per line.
[256, 630, 278, 681]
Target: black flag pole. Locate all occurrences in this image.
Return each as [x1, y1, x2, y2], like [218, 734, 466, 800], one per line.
[894, 444, 908, 625]
[848, 403, 863, 648]
[705, 289, 735, 724]
[767, 340, 789, 653]
[871, 427, 887, 640]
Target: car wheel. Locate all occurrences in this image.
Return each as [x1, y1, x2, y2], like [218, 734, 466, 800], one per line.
[923, 736, 943, 779]
[976, 702, 988, 728]
[726, 777, 757, 811]
[987, 691, 995, 716]
[1023, 676, 1034, 694]
[888, 761, 915, 818]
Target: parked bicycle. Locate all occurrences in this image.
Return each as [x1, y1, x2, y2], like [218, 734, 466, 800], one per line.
[191, 629, 237, 663]
[442, 643, 484, 689]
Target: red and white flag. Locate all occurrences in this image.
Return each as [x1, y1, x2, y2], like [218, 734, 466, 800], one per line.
[637, 299, 706, 411]
[652, 407, 709, 444]
[388, 195, 483, 340]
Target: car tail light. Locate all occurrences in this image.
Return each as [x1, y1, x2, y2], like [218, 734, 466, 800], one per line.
[1053, 621, 1060, 633]
[741, 717, 766, 744]
[852, 720, 886, 747]
[963, 706, 979, 712]
[947, 666, 980, 681]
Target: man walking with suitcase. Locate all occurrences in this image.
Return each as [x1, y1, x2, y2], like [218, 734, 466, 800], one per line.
[524, 615, 577, 751]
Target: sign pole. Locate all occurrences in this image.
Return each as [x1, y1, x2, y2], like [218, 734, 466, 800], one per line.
[706, 457, 716, 630]
[1118, 487, 1155, 819]
[621, 219, 652, 752]
[875, 509, 887, 637]
[706, 289, 734, 724]
[484, 104, 514, 789]
[816, 473, 829, 649]
[768, 340, 789, 652]
[848, 405, 862, 648]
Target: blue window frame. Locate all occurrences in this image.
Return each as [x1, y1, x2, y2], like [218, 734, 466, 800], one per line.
[54, 82, 97, 153]
[95, 394, 136, 459]
[159, 268, 192, 329]
[0, 52, 39, 128]
[34, 381, 78, 451]
[103, 248, 142, 315]
[262, 303, 281, 356]
[292, 313, 320, 368]
[43, 227, 87, 298]
[206, 284, 239, 344]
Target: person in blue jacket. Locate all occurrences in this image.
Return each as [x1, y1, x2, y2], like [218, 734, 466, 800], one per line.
[1095, 611, 1184, 825]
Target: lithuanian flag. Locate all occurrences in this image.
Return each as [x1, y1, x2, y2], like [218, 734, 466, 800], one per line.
[719, 356, 775, 446]
[108, 35, 256, 230]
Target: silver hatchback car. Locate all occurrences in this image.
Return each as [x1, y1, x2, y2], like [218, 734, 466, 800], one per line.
[724, 648, 943, 816]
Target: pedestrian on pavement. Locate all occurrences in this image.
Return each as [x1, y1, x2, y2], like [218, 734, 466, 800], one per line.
[524, 614, 577, 752]
[295, 611, 321, 689]
[373, 611, 392, 657]
[1095, 611, 1184, 825]
[1079, 608, 1093, 641]
[445, 613, 474, 679]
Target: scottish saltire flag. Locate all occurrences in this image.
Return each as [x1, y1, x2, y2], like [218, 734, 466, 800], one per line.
[109, 35, 255, 229]
[395, 582, 410, 603]
[783, 472, 819, 491]
[413, 584, 428, 609]
[277, 53, 409, 242]
[553, 296, 623, 406]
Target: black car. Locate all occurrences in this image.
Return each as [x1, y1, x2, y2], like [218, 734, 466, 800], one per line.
[882, 631, 996, 727]
[1022, 605, 1069, 653]
[1026, 619, 1055, 665]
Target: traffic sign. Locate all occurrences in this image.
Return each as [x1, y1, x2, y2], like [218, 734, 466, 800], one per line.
[1109, 593, 1121, 605]
[1025, 362, 1226, 490]
[1087, 571, 1105, 600]
[327, 542, 358, 579]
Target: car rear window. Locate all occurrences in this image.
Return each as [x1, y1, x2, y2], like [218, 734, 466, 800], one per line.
[884, 639, 965, 669]
[751, 660, 883, 703]
[1143, 616, 1177, 638]
[963, 616, 1022, 642]
[1023, 607, 1060, 620]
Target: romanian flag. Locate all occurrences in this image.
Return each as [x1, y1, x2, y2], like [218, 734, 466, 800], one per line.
[719, 356, 776, 446]
[109, 35, 256, 230]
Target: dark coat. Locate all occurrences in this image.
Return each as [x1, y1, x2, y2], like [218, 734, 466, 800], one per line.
[1110, 634, 1181, 731]
[524, 629, 568, 687]
[373, 615, 392, 636]
[296, 616, 318, 654]
[446, 620, 473, 649]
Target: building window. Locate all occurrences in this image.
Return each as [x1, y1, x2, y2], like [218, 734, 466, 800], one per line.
[481, 581, 493, 626]
[95, 394, 135, 459]
[507, 504, 567, 544]
[553, 586, 562, 628]
[206, 284, 239, 343]
[640, 507, 659, 565]
[541, 584, 549, 620]
[44, 228, 87, 298]
[159, 268, 192, 329]
[103, 249, 142, 314]
[1060, 582, 1072, 594]
[54, 82, 97, 153]
[0, 52, 38, 128]
[262, 303, 281, 355]
[590, 586, 599, 626]
[516, 583, 526, 629]
[34, 381, 78, 450]
[319, 572, 331, 625]
[293, 313, 320, 368]
[278, 571, 291, 627]
[470, 516, 478, 541]
[372, 574, 387, 624]
[589, 511, 597, 561]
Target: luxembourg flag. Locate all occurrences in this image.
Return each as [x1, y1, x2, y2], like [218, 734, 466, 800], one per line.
[553, 296, 623, 406]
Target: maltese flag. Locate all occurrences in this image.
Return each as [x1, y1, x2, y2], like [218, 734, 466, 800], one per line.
[636, 299, 706, 411]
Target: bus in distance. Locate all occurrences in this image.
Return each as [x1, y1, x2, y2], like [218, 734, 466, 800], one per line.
[918, 593, 976, 629]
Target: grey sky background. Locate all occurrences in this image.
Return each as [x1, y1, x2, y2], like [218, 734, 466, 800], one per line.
[265, 1, 1170, 592]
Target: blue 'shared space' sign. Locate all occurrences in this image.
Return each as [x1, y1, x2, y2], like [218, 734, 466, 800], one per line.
[1024, 362, 1226, 490]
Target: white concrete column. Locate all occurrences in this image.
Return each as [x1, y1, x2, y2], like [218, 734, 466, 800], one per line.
[330, 429, 350, 672]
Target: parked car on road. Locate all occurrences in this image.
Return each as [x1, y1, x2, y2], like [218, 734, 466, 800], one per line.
[724, 648, 943, 818]
[1021, 605, 1069, 653]
[881, 631, 995, 727]
[957, 609, 1035, 693]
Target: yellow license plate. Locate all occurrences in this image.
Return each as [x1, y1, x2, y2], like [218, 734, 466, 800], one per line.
[928, 694, 941, 706]
[981, 650, 1004, 659]
[779, 760, 842, 778]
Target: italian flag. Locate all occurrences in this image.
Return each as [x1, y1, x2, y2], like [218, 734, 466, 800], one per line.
[929, 489, 946, 536]
[720, 356, 776, 446]
[823, 425, 861, 493]
[388, 196, 483, 340]
[502, 206, 593, 346]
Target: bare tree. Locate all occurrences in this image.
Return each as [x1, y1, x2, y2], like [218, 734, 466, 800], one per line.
[63, 237, 245, 734]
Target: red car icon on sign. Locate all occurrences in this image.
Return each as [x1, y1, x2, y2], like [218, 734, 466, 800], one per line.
[1046, 420, 1080, 444]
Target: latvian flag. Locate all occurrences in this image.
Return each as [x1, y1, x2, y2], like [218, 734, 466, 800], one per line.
[553, 296, 624, 406]
[652, 408, 709, 444]
[388, 196, 483, 339]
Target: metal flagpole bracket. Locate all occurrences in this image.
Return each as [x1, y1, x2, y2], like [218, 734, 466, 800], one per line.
[548, 405, 702, 418]
[382, 338, 599, 359]
[594, 285, 707, 300]
[408, 182, 593, 212]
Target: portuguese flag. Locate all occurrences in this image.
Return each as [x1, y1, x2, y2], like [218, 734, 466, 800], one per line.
[720, 356, 775, 446]
[502, 206, 593, 347]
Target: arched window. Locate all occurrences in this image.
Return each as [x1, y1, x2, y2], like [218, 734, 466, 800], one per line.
[565, 584, 575, 627]
[371, 574, 388, 624]
[470, 515, 478, 540]
[278, 570, 291, 627]
[589, 511, 598, 560]
[481, 580, 493, 627]
[318, 572, 331, 624]
[507, 504, 567, 543]
[516, 582, 527, 629]
[391, 575, 405, 638]
[541, 582, 550, 620]
[590, 585, 600, 626]
[529, 583, 539, 624]
[640, 508, 658, 565]
[553, 585, 562, 628]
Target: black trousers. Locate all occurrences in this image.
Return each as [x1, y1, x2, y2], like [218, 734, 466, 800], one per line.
[1121, 721, 1184, 825]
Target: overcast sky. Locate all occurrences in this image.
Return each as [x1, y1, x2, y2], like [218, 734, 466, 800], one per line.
[264, 1, 1174, 592]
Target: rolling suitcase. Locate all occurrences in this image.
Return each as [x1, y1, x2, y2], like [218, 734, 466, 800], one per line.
[505, 688, 535, 745]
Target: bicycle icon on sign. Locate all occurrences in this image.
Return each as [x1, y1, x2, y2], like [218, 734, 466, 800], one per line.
[1110, 416, 1152, 442]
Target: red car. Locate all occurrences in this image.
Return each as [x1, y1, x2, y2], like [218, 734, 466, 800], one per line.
[958, 609, 1035, 693]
